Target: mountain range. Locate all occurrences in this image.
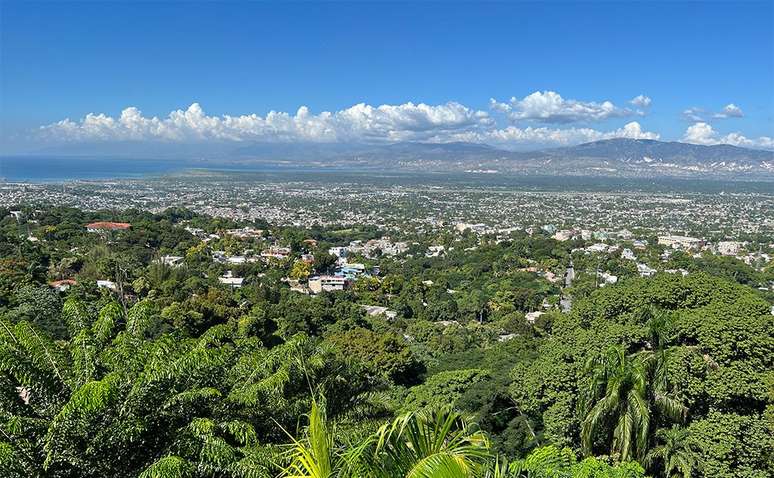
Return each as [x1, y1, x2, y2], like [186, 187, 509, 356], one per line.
[22, 138, 774, 179]
[233, 138, 773, 178]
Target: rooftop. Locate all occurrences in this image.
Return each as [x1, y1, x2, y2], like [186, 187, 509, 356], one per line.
[86, 221, 131, 230]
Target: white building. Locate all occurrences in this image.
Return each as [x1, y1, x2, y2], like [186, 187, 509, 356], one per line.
[665, 268, 689, 277]
[96, 280, 117, 290]
[361, 305, 397, 320]
[717, 241, 744, 256]
[218, 271, 244, 288]
[598, 272, 618, 286]
[658, 235, 703, 250]
[587, 243, 610, 253]
[621, 248, 637, 261]
[328, 246, 348, 258]
[637, 263, 657, 277]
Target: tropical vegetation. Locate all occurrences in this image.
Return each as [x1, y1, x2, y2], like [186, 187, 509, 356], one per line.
[0, 206, 771, 477]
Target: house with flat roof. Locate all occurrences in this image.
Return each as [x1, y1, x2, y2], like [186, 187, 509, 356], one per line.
[96, 280, 117, 290]
[218, 271, 244, 288]
[308, 275, 348, 294]
[658, 235, 703, 250]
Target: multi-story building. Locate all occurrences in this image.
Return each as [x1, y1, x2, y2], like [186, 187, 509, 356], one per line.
[658, 235, 704, 250]
[308, 275, 349, 294]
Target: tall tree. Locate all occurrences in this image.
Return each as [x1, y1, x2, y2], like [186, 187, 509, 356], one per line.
[579, 345, 687, 462]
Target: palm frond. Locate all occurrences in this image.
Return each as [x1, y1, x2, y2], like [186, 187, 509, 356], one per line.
[139, 455, 194, 478]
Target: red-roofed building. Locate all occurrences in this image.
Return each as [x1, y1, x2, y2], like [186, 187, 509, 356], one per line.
[49, 279, 77, 291]
[86, 222, 131, 232]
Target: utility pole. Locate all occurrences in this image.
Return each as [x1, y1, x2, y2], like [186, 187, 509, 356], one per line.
[116, 263, 129, 318]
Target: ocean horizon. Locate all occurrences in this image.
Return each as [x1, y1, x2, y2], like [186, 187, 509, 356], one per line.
[0, 156, 200, 182]
[0, 156, 340, 182]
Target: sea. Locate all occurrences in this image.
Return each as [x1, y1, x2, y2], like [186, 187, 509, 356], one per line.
[0, 156, 233, 182]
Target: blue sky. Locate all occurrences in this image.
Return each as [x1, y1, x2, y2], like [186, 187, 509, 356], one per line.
[1, 1, 772, 152]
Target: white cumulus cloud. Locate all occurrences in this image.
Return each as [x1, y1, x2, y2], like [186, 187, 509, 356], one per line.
[682, 122, 773, 149]
[41, 102, 494, 144]
[490, 91, 637, 124]
[629, 95, 652, 108]
[683, 103, 744, 121]
[35, 100, 773, 152]
[713, 103, 744, 119]
[39, 101, 666, 148]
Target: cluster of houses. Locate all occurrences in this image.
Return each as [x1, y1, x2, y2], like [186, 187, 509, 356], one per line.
[224, 227, 263, 239]
[341, 237, 409, 259]
[52, 219, 769, 303]
[184, 226, 221, 242]
[542, 226, 640, 243]
[657, 235, 753, 259]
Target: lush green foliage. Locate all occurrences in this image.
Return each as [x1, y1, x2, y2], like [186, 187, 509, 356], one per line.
[1, 207, 772, 477]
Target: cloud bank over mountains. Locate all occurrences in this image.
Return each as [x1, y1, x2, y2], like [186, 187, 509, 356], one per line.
[682, 122, 774, 149]
[38, 92, 773, 150]
[489, 91, 644, 123]
[445, 121, 659, 146]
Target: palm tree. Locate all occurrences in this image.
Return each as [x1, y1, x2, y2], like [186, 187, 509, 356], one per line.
[279, 400, 340, 478]
[280, 403, 494, 478]
[644, 427, 701, 478]
[579, 345, 687, 462]
[357, 407, 492, 478]
[580, 345, 650, 462]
